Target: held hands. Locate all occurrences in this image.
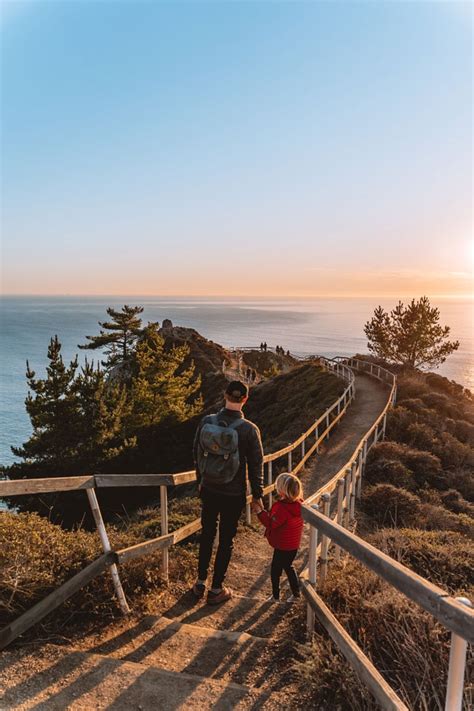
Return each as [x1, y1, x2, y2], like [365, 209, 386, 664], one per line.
[251, 498, 264, 515]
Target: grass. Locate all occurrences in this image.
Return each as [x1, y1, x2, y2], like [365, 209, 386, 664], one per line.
[0, 496, 200, 644]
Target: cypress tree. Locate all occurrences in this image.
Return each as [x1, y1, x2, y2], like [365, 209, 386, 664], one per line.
[73, 359, 134, 468]
[79, 305, 144, 370]
[11, 336, 80, 468]
[129, 323, 203, 428]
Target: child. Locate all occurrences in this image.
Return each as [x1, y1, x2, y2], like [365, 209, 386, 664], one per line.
[253, 473, 304, 603]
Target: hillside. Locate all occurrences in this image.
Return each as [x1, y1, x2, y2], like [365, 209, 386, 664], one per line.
[299, 365, 474, 709]
[4, 326, 343, 527]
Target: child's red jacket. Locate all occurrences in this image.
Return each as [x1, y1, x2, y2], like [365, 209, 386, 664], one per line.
[257, 498, 303, 550]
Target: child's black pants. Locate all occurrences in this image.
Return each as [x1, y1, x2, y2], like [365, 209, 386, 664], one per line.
[271, 548, 299, 599]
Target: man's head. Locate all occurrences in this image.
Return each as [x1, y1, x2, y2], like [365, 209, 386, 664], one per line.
[224, 380, 249, 410]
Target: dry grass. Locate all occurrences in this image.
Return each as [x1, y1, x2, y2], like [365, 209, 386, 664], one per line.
[0, 497, 199, 643]
[296, 544, 473, 710]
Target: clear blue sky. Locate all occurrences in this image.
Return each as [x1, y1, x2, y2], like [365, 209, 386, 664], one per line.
[1, 0, 472, 296]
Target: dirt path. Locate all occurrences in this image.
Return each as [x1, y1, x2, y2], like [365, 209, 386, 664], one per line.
[0, 372, 390, 710]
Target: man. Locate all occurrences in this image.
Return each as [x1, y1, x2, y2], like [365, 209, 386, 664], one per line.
[192, 380, 264, 605]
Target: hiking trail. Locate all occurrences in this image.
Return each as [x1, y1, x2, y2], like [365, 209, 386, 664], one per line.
[0, 366, 389, 710]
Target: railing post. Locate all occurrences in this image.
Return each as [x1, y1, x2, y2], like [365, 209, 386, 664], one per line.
[246, 476, 252, 525]
[363, 438, 368, 466]
[319, 493, 331, 585]
[301, 437, 305, 460]
[356, 448, 363, 498]
[306, 504, 319, 639]
[315, 424, 320, 453]
[445, 597, 473, 711]
[334, 478, 345, 561]
[86, 488, 130, 614]
[343, 468, 351, 527]
[288, 448, 292, 473]
[160, 485, 169, 582]
[268, 460, 273, 508]
[326, 413, 330, 438]
[382, 413, 387, 440]
[350, 461, 357, 519]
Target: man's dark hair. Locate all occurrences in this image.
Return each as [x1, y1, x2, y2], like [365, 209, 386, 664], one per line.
[225, 380, 249, 403]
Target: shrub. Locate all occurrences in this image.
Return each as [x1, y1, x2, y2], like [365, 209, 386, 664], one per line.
[368, 528, 474, 592]
[386, 405, 415, 441]
[439, 489, 474, 516]
[296, 527, 474, 709]
[364, 458, 414, 490]
[420, 392, 458, 419]
[0, 510, 198, 640]
[367, 442, 444, 490]
[454, 419, 474, 446]
[360, 485, 421, 528]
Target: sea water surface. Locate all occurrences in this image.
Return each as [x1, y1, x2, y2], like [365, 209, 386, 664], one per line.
[1, 296, 472, 466]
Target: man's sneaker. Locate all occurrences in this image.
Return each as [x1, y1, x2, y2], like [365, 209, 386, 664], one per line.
[192, 582, 206, 599]
[286, 594, 301, 603]
[206, 586, 233, 605]
[265, 595, 281, 604]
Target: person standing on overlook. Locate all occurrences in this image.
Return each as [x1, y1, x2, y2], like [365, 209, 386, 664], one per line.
[192, 381, 264, 605]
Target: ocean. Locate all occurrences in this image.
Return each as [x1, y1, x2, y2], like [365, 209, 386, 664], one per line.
[1, 296, 472, 467]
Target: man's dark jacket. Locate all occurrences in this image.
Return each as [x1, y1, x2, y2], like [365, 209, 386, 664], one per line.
[193, 408, 264, 499]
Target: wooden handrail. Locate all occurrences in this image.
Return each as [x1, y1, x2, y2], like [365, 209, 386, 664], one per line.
[301, 580, 409, 710]
[0, 475, 96, 497]
[302, 506, 474, 644]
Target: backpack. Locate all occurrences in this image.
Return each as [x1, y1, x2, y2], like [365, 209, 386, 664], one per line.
[197, 415, 245, 486]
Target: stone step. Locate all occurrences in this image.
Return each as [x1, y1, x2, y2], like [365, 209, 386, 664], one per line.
[86, 615, 267, 686]
[163, 591, 291, 638]
[0, 648, 252, 710]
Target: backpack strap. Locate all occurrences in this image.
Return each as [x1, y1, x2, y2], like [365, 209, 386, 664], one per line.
[227, 419, 245, 430]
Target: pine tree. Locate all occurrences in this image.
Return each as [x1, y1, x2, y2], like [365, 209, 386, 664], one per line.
[364, 297, 460, 369]
[79, 305, 144, 370]
[73, 359, 134, 467]
[129, 324, 202, 428]
[12, 336, 80, 467]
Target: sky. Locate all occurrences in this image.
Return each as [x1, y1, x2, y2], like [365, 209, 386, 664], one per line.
[0, 0, 472, 298]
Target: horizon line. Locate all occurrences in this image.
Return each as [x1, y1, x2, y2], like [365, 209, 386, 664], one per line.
[1, 292, 473, 300]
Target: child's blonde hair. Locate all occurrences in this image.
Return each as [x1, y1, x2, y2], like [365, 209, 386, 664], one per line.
[275, 473, 303, 502]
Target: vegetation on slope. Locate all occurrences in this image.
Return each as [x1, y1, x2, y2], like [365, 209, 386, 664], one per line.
[0, 351, 343, 643]
[297, 365, 474, 710]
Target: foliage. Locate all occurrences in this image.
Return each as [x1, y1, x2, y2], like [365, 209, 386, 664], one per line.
[364, 297, 459, 369]
[0, 502, 199, 639]
[296, 531, 473, 710]
[360, 484, 473, 535]
[11, 337, 80, 468]
[79, 304, 144, 370]
[128, 324, 202, 429]
[10, 338, 132, 475]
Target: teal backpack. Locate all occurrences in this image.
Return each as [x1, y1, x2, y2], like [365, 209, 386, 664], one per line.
[198, 415, 245, 486]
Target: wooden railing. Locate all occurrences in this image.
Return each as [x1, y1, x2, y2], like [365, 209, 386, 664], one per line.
[299, 358, 473, 711]
[0, 356, 354, 650]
